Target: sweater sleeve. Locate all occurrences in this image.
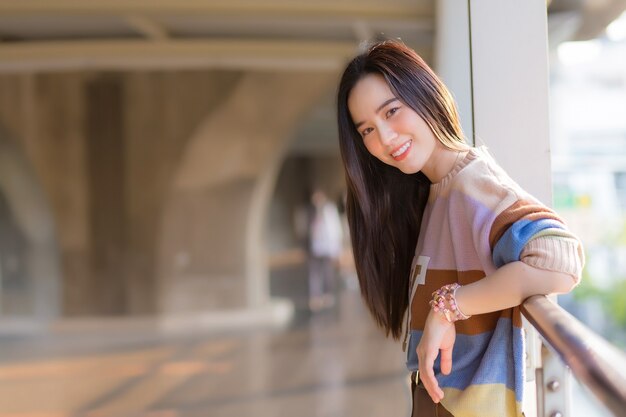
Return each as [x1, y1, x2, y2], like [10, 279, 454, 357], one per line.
[489, 199, 584, 283]
[520, 233, 584, 283]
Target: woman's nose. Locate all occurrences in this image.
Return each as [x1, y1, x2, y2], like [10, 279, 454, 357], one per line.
[379, 123, 398, 144]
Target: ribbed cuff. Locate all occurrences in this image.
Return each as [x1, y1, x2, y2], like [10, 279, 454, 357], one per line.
[520, 236, 584, 283]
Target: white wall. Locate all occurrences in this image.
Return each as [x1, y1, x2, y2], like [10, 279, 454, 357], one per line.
[469, 0, 553, 205]
[434, 0, 474, 145]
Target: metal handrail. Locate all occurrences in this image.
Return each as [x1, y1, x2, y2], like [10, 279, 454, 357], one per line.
[521, 295, 626, 417]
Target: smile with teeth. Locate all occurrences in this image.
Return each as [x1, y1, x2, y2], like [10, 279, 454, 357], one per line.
[391, 140, 412, 159]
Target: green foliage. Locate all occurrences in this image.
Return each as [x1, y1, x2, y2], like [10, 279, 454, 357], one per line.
[572, 265, 602, 301]
[572, 253, 626, 329]
[607, 280, 626, 328]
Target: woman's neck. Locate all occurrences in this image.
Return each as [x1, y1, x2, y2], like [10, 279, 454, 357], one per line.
[422, 145, 467, 184]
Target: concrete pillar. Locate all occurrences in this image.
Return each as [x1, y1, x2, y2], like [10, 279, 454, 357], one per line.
[0, 73, 93, 316]
[0, 68, 337, 319]
[434, 0, 474, 145]
[122, 70, 243, 315]
[468, 0, 553, 203]
[84, 75, 128, 314]
[163, 71, 336, 313]
[0, 70, 247, 317]
[0, 126, 61, 319]
[436, 0, 552, 202]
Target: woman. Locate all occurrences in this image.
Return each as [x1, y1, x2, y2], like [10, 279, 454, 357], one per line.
[336, 40, 584, 417]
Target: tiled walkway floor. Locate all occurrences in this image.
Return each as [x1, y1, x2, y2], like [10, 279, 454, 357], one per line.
[0, 288, 411, 417]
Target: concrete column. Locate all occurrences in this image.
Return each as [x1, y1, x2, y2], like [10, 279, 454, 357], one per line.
[123, 70, 243, 315]
[0, 70, 248, 318]
[84, 75, 129, 314]
[434, 0, 474, 145]
[0, 127, 61, 319]
[468, 0, 553, 203]
[164, 71, 336, 313]
[0, 73, 92, 317]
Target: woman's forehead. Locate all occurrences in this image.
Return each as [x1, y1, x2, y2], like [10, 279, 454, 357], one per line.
[351, 74, 391, 98]
[348, 74, 396, 119]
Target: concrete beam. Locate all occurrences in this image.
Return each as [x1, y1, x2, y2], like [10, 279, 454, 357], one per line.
[0, 0, 431, 19]
[0, 39, 358, 73]
[124, 15, 169, 40]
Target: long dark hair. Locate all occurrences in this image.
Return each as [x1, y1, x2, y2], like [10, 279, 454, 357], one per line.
[337, 40, 467, 339]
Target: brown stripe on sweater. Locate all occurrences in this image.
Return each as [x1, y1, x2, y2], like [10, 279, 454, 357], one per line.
[489, 200, 564, 249]
[410, 269, 523, 334]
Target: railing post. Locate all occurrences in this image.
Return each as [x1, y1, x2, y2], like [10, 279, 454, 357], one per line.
[537, 342, 572, 417]
[522, 295, 626, 417]
[524, 321, 540, 417]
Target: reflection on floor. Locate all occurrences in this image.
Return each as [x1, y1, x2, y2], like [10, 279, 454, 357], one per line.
[0, 288, 411, 417]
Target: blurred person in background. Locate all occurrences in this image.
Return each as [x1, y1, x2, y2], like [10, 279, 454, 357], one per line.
[336, 40, 585, 417]
[306, 188, 343, 311]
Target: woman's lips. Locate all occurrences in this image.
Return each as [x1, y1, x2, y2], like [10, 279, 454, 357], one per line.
[391, 140, 412, 161]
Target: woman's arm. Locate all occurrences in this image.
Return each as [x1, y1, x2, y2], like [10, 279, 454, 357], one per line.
[417, 262, 578, 404]
[455, 261, 577, 316]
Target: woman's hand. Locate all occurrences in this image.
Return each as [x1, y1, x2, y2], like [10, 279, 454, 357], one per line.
[416, 309, 456, 403]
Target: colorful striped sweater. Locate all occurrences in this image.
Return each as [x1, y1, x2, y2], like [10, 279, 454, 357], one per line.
[405, 147, 584, 417]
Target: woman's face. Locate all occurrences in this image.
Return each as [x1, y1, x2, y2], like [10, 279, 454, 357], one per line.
[347, 73, 443, 179]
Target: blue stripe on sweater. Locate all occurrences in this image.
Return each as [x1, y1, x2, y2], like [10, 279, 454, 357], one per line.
[492, 218, 565, 267]
[406, 317, 524, 402]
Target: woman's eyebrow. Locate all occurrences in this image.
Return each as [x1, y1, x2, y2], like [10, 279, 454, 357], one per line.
[354, 97, 399, 128]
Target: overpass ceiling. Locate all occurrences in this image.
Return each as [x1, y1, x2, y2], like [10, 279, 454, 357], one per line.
[0, 0, 435, 73]
[0, 0, 624, 72]
[0, 1, 434, 42]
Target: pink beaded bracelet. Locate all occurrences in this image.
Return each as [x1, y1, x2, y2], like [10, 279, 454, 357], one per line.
[429, 283, 471, 323]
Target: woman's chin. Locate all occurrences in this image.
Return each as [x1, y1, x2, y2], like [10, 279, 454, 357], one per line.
[398, 164, 419, 175]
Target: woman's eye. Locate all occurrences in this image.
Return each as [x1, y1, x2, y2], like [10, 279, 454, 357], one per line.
[361, 127, 373, 137]
[386, 107, 399, 118]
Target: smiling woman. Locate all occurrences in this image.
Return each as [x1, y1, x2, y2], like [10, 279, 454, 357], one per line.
[336, 40, 585, 417]
[348, 73, 465, 178]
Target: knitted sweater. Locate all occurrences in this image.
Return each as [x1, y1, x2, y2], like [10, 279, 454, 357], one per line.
[405, 147, 584, 417]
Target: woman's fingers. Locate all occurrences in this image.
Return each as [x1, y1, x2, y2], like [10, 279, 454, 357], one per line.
[417, 311, 455, 403]
[419, 349, 444, 403]
[440, 345, 453, 375]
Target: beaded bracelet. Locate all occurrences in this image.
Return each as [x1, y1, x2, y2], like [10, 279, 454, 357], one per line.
[429, 283, 472, 323]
